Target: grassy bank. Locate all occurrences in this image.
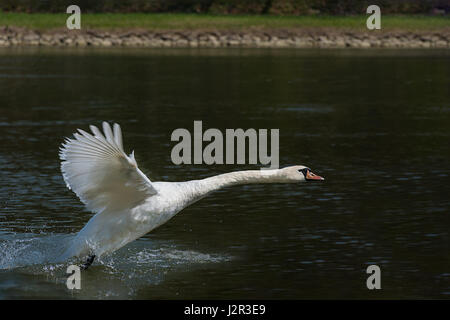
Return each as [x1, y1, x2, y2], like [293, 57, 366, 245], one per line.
[0, 13, 448, 31]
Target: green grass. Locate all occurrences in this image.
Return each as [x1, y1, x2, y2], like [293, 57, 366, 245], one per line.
[0, 13, 448, 31]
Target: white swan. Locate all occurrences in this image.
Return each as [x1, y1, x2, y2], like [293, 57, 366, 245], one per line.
[59, 122, 324, 267]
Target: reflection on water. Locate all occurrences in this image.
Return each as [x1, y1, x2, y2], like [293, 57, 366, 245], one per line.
[0, 48, 448, 299]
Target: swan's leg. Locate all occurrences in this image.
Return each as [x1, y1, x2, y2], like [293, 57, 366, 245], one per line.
[80, 255, 96, 270]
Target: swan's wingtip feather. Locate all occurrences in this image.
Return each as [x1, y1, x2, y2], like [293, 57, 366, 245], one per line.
[58, 122, 157, 214]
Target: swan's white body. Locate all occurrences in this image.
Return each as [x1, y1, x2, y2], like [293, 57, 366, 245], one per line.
[59, 122, 323, 261]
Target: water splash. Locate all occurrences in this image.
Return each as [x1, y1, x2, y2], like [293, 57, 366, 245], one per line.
[0, 233, 72, 270]
[130, 247, 230, 265]
[0, 232, 232, 298]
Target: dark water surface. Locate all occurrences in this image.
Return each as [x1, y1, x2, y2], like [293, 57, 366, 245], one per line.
[0, 47, 448, 299]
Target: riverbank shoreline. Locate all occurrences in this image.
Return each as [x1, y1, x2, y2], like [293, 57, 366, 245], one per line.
[0, 26, 448, 48]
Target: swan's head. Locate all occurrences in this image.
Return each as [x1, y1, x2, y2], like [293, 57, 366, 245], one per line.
[278, 165, 325, 182]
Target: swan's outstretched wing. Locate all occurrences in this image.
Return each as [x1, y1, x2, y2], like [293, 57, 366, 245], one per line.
[59, 122, 157, 214]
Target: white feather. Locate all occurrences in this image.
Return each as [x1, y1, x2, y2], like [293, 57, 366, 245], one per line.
[59, 122, 157, 214]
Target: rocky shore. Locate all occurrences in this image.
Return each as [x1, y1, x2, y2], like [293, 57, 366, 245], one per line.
[0, 26, 448, 48]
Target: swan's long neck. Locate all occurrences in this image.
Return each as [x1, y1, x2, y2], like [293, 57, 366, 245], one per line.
[203, 169, 288, 189]
[183, 169, 288, 204]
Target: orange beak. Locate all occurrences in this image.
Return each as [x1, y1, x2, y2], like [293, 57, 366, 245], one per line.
[306, 170, 325, 181]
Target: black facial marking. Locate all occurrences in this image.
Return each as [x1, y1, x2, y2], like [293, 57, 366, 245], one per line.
[298, 168, 310, 179]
